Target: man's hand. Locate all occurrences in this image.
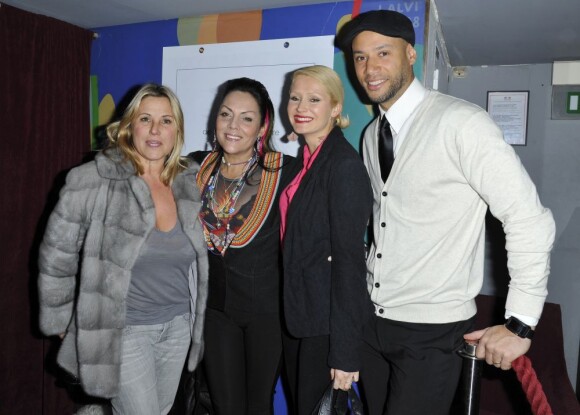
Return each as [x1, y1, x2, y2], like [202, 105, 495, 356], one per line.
[464, 324, 532, 370]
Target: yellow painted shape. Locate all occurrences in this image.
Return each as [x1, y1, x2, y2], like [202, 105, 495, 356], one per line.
[177, 16, 204, 46]
[99, 94, 116, 126]
[336, 14, 352, 34]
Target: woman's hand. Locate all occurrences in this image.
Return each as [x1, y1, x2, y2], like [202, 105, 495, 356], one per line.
[330, 368, 359, 391]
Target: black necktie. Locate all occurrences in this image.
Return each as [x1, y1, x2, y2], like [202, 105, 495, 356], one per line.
[378, 115, 394, 182]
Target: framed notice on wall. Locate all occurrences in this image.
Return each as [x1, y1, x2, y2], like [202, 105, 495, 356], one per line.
[486, 91, 529, 146]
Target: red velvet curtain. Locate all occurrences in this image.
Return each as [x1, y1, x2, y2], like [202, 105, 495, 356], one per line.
[0, 4, 93, 414]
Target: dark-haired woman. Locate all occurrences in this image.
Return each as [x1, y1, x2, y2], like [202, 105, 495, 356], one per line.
[191, 77, 297, 415]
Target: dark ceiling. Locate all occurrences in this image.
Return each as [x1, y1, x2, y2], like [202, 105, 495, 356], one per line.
[3, 0, 580, 67]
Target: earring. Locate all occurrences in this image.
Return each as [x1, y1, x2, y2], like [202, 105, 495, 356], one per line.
[255, 135, 264, 157]
[212, 133, 218, 151]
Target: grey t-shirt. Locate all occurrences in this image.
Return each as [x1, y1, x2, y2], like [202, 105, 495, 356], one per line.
[126, 221, 195, 325]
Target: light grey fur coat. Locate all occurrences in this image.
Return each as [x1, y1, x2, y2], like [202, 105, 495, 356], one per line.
[38, 149, 209, 398]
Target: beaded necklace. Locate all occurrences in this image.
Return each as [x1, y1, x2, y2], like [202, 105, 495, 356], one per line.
[221, 155, 254, 166]
[202, 153, 257, 254]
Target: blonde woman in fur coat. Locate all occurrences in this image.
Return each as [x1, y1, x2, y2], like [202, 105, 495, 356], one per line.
[38, 84, 208, 415]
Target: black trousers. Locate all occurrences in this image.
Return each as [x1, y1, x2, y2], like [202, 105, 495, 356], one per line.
[282, 333, 334, 415]
[360, 315, 475, 415]
[203, 307, 282, 415]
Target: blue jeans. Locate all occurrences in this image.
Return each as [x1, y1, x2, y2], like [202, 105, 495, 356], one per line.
[111, 313, 191, 415]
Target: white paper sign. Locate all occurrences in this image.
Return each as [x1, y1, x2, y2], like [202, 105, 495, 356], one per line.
[487, 91, 529, 146]
[162, 36, 335, 156]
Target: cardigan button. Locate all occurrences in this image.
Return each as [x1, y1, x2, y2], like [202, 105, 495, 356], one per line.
[381, 222, 386, 227]
[374, 282, 380, 288]
[327, 256, 332, 262]
[382, 191, 387, 197]
[378, 308, 384, 314]
[377, 253, 382, 259]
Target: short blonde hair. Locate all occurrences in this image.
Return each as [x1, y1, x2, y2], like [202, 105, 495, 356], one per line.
[292, 65, 350, 128]
[106, 84, 186, 185]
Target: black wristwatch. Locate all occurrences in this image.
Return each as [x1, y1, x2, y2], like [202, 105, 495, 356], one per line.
[505, 316, 535, 339]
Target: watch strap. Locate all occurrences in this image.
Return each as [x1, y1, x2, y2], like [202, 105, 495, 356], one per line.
[505, 316, 535, 339]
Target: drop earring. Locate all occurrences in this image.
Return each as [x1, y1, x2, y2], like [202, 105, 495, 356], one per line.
[256, 135, 264, 157]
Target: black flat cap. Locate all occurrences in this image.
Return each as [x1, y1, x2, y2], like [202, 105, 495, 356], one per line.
[336, 10, 415, 50]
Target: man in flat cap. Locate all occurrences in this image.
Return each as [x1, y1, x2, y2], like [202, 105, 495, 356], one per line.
[337, 10, 555, 415]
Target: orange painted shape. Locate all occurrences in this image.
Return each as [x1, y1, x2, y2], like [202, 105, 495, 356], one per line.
[198, 15, 219, 44]
[216, 11, 262, 43]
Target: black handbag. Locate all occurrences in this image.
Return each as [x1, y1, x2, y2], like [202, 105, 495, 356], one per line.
[312, 383, 365, 415]
[169, 364, 214, 415]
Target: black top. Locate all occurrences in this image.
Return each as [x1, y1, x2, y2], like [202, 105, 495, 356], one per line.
[191, 151, 298, 315]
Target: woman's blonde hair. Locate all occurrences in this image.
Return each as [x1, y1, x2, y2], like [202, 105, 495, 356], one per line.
[105, 83, 186, 185]
[292, 65, 350, 129]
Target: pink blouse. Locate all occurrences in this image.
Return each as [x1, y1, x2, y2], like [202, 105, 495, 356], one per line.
[279, 140, 326, 243]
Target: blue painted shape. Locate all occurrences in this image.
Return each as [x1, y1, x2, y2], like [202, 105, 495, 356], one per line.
[261, 3, 353, 40]
[274, 376, 288, 414]
[91, 19, 179, 104]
